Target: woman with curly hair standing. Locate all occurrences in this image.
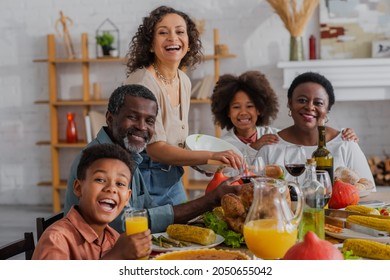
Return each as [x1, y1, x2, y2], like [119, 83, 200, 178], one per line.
[211, 71, 281, 158]
[124, 6, 241, 206]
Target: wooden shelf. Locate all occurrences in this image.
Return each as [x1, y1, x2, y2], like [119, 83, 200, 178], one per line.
[34, 100, 49, 104]
[203, 54, 237, 60]
[33, 33, 123, 212]
[54, 142, 87, 148]
[33, 57, 126, 63]
[186, 180, 208, 191]
[190, 98, 211, 104]
[37, 180, 67, 190]
[36, 141, 50, 145]
[53, 99, 108, 106]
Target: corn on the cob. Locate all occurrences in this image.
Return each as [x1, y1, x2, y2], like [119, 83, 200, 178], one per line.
[343, 239, 390, 260]
[345, 205, 380, 215]
[346, 215, 390, 232]
[166, 224, 216, 246]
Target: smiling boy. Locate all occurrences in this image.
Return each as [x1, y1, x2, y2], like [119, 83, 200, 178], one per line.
[32, 144, 152, 260]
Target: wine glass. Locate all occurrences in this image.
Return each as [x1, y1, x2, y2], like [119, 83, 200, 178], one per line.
[241, 155, 265, 183]
[316, 170, 332, 208]
[284, 145, 306, 184]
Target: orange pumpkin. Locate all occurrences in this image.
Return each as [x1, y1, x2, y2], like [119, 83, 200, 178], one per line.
[328, 179, 359, 209]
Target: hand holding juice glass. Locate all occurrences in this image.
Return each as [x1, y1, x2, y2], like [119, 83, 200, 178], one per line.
[125, 209, 149, 259]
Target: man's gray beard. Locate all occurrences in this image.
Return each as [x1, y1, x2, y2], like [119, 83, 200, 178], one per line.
[123, 137, 146, 154]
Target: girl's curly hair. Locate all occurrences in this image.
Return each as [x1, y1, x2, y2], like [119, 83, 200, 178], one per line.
[126, 6, 203, 75]
[211, 71, 279, 130]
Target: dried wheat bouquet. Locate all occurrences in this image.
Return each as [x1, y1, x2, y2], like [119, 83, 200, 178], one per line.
[266, 0, 319, 37]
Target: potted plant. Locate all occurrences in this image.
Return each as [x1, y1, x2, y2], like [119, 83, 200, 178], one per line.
[96, 31, 115, 56]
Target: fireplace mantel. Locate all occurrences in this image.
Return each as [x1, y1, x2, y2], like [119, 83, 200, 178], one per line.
[277, 58, 390, 101]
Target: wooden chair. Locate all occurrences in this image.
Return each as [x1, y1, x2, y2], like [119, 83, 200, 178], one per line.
[0, 232, 35, 260]
[36, 211, 64, 241]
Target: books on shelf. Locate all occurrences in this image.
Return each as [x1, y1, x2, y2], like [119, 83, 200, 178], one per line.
[191, 75, 215, 100]
[85, 110, 106, 143]
[84, 115, 92, 143]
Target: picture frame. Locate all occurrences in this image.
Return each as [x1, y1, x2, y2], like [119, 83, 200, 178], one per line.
[372, 40, 390, 58]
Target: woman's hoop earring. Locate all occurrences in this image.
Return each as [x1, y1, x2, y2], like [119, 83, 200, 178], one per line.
[288, 109, 292, 117]
[325, 116, 329, 123]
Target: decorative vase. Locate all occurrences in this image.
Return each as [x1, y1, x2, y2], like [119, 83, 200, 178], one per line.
[289, 36, 304, 61]
[66, 112, 78, 143]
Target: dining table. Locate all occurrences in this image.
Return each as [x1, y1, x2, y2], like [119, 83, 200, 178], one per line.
[150, 188, 390, 259]
[220, 188, 390, 258]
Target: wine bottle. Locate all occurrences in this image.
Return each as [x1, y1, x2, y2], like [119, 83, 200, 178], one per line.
[312, 118, 334, 184]
[298, 158, 325, 241]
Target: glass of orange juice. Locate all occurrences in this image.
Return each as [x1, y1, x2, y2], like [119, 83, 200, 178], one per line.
[125, 209, 149, 259]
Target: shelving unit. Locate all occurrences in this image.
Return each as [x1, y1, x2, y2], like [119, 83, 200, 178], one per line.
[35, 33, 125, 212]
[183, 28, 237, 196]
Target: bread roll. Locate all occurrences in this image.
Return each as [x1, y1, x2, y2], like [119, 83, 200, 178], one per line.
[265, 164, 284, 179]
[354, 182, 366, 191]
[334, 166, 360, 185]
[357, 178, 375, 190]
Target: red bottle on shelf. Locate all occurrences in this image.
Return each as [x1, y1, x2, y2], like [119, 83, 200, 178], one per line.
[309, 35, 316, 60]
[66, 112, 78, 143]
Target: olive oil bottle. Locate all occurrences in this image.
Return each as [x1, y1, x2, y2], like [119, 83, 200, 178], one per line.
[312, 119, 334, 184]
[298, 158, 325, 241]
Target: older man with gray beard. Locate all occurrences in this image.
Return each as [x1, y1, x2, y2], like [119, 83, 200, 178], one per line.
[64, 84, 241, 233]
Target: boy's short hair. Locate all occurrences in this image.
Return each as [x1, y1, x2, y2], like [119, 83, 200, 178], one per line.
[77, 144, 134, 180]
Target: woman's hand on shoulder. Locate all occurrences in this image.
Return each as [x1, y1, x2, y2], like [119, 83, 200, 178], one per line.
[342, 128, 359, 142]
[251, 133, 279, 150]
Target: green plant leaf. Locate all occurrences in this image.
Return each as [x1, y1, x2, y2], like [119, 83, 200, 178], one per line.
[96, 31, 114, 46]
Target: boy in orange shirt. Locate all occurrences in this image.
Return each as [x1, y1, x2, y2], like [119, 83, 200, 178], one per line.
[33, 144, 152, 259]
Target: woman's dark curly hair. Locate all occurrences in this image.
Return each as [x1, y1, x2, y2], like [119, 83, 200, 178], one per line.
[287, 72, 335, 111]
[211, 71, 279, 130]
[126, 5, 203, 75]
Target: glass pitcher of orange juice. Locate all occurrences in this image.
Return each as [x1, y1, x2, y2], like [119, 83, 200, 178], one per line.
[243, 177, 303, 260]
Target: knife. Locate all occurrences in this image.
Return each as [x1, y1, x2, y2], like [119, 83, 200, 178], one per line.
[325, 209, 390, 220]
[325, 215, 389, 237]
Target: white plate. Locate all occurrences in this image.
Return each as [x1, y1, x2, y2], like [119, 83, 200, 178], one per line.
[152, 232, 225, 252]
[358, 200, 385, 208]
[185, 134, 243, 173]
[358, 190, 372, 198]
[326, 228, 390, 243]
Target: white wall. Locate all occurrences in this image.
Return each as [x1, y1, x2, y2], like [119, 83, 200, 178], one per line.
[0, 0, 389, 205]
